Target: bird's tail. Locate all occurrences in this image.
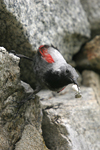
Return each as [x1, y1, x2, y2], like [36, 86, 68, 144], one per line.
[9, 50, 33, 61]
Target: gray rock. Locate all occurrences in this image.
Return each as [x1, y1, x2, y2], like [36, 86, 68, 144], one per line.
[1, 46, 100, 150]
[0, 47, 48, 150]
[82, 70, 100, 105]
[15, 125, 48, 150]
[0, 47, 20, 101]
[80, 0, 100, 35]
[2, 0, 90, 55]
[40, 86, 100, 150]
[0, 0, 90, 87]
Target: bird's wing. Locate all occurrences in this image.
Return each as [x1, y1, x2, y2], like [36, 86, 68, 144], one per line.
[38, 45, 55, 63]
[51, 44, 59, 51]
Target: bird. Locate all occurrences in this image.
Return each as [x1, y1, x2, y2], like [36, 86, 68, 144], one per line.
[9, 45, 80, 120]
[11, 45, 79, 95]
[32, 45, 79, 94]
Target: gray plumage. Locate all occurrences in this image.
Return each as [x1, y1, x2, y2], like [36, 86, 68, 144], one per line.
[33, 45, 79, 93]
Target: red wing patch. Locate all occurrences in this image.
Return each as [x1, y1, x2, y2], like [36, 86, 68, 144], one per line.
[39, 46, 54, 63]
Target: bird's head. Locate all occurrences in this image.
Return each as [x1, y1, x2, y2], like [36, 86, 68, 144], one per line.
[63, 64, 79, 86]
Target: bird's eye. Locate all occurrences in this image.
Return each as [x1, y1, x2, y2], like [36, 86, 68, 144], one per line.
[66, 70, 69, 73]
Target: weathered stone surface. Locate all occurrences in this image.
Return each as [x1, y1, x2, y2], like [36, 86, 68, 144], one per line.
[15, 125, 48, 150]
[80, 0, 100, 35]
[40, 86, 100, 150]
[0, 0, 90, 88]
[82, 70, 100, 105]
[1, 46, 100, 150]
[0, 47, 20, 101]
[0, 47, 48, 150]
[2, 0, 90, 56]
[74, 35, 100, 70]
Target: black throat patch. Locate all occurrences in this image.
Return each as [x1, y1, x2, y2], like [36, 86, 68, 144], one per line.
[44, 69, 71, 90]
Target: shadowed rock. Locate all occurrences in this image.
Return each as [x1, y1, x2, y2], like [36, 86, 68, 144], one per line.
[0, 47, 48, 150]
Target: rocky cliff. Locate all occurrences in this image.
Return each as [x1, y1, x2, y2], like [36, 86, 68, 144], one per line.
[0, 0, 100, 150]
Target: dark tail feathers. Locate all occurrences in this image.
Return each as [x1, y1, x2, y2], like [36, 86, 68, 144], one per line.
[10, 50, 33, 61]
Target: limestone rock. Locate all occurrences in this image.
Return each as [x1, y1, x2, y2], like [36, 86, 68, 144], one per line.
[0, 47, 48, 150]
[40, 86, 100, 150]
[0, 0, 90, 88]
[74, 35, 100, 70]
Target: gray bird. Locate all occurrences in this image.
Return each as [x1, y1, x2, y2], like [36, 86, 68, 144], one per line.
[32, 45, 79, 94]
[11, 45, 79, 95]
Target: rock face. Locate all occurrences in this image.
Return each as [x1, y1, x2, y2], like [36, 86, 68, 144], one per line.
[1, 0, 90, 57]
[82, 70, 100, 105]
[80, 0, 100, 35]
[1, 1, 100, 149]
[1, 46, 100, 150]
[40, 86, 100, 150]
[74, 35, 100, 70]
[0, 47, 48, 150]
[0, 0, 90, 88]
[0, 47, 20, 100]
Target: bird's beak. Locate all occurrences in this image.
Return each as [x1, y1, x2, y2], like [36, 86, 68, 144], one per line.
[70, 78, 79, 87]
[72, 79, 81, 92]
[73, 80, 78, 86]
[68, 76, 79, 87]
